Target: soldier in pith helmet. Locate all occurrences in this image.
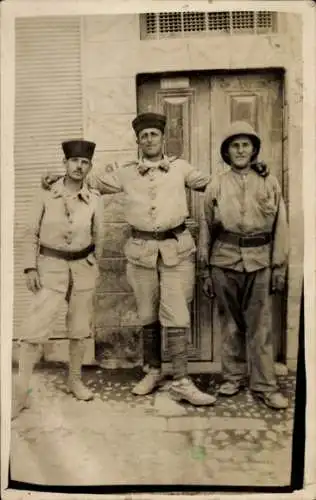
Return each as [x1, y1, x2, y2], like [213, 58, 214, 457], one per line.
[199, 121, 289, 410]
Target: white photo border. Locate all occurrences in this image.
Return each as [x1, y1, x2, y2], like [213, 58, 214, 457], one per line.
[1, 0, 315, 498]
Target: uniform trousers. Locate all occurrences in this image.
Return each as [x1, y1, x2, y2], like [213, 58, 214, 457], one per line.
[18, 255, 97, 344]
[211, 266, 277, 393]
[126, 254, 195, 327]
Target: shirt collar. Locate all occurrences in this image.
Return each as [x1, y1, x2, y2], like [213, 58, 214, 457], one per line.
[51, 177, 91, 203]
[230, 166, 252, 176]
[136, 155, 171, 175]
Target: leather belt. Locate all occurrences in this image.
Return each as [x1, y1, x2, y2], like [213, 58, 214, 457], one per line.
[131, 223, 186, 241]
[39, 244, 95, 261]
[217, 231, 272, 248]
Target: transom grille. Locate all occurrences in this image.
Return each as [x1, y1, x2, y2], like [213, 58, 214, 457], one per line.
[140, 11, 276, 39]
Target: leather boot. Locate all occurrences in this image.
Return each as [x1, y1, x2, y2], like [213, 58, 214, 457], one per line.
[167, 327, 216, 406]
[132, 322, 164, 395]
[67, 339, 94, 401]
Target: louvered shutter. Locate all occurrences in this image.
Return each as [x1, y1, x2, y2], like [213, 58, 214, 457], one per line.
[14, 17, 83, 338]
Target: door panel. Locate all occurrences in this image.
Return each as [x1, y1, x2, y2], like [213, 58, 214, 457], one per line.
[209, 72, 283, 182]
[137, 70, 285, 365]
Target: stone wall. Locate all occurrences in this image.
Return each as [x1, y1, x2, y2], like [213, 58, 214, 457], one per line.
[81, 12, 303, 369]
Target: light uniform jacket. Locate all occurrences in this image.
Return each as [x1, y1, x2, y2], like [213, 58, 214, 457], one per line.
[23, 177, 103, 292]
[199, 167, 289, 277]
[88, 156, 210, 269]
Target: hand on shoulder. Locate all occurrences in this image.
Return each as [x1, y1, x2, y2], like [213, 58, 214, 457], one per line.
[41, 171, 63, 190]
[251, 161, 270, 178]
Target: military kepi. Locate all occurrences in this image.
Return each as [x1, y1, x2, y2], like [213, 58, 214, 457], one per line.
[132, 112, 166, 135]
[62, 140, 96, 161]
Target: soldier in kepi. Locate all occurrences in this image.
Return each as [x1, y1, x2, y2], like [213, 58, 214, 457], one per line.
[42, 112, 216, 406]
[199, 121, 289, 410]
[12, 140, 103, 420]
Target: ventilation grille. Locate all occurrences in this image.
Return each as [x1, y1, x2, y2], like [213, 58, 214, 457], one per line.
[141, 11, 277, 39]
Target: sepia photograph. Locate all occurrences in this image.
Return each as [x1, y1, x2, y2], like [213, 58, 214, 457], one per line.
[0, 0, 312, 495]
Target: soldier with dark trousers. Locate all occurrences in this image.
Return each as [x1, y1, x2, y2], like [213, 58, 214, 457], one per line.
[42, 113, 216, 406]
[199, 121, 289, 410]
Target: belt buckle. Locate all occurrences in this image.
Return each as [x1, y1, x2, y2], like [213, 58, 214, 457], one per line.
[153, 230, 160, 240]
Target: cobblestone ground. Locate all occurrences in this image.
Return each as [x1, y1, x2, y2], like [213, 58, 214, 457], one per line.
[10, 366, 295, 488]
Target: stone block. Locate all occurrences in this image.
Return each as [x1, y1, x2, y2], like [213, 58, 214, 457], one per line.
[102, 194, 126, 224]
[85, 77, 136, 116]
[94, 292, 139, 328]
[94, 293, 121, 326]
[138, 39, 191, 74]
[95, 326, 142, 368]
[186, 38, 231, 70]
[229, 35, 288, 69]
[84, 15, 139, 42]
[93, 150, 136, 173]
[84, 41, 140, 78]
[119, 294, 140, 326]
[86, 113, 136, 151]
[97, 259, 131, 293]
[100, 223, 131, 257]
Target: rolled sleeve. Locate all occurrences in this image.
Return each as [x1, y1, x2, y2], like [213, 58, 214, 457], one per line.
[23, 189, 45, 272]
[87, 164, 123, 195]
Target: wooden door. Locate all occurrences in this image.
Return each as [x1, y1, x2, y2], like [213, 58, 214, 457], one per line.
[137, 70, 286, 368]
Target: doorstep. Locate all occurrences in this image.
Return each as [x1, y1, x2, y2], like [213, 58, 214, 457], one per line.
[12, 339, 289, 376]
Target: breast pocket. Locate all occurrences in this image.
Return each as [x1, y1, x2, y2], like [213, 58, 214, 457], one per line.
[257, 191, 278, 217]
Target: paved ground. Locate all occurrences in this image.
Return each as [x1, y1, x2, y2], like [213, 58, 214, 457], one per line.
[10, 366, 295, 488]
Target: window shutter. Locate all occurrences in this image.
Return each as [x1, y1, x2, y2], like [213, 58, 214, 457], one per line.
[14, 17, 83, 338]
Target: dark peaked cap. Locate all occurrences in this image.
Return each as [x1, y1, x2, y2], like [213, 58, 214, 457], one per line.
[132, 112, 166, 135]
[62, 140, 96, 160]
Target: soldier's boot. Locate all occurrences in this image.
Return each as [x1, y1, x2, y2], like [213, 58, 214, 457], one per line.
[132, 321, 164, 396]
[168, 327, 216, 406]
[67, 339, 94, 401]
[12, 342, 41, 420]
